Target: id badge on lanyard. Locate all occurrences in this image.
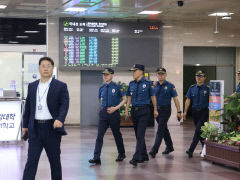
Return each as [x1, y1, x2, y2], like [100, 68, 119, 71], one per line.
[37, 83, 50, 113]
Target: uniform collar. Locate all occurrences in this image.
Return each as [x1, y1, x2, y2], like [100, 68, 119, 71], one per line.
[158, 80, 168, 86]
[105, 81, 114, 87]
[135, 76, 145, 83]
[196, 83, 206, 88]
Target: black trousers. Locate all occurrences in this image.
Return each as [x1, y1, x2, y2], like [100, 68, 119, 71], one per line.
[131, 107, 150, 161]
[22, 121, 62, 180]
[94, 109, 125, 158]
[152, 106, 173, 153]
[189, 108, 209, 153]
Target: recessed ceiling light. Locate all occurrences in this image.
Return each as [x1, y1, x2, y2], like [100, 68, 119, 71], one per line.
[208, 12, 234, 17]
[138, 11, 162, 15]
[208, 40, 214, 43]
[0, 5, 7, 9]
[24, 31, 39, 33]
[196, 64, 200, 66]
[16, 36, 29, 38]
[222, 16, 231, 20]
[38, 23, 46, 25]
[8, 41, 19, 44]
[65, 7, 87, 12]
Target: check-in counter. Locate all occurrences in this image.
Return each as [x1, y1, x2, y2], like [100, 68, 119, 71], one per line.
[0, 90, 22, 141]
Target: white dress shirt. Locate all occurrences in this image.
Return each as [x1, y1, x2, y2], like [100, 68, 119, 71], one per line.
[35, 77, 53, 120]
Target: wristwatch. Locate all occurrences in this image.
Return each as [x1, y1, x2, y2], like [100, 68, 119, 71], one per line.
[177, 111, 182, 113]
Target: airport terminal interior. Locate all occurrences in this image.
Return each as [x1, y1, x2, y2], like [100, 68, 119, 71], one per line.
[0, 0, 240, 179]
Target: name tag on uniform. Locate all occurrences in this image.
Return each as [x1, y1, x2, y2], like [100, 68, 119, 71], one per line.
[38, 104, 43, 111]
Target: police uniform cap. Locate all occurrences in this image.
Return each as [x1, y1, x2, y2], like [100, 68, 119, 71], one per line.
[195, 70, 206, 77]
[102, 68, 114, 74]
[156, 67, 166, 74]
[129, 64, 145, 71]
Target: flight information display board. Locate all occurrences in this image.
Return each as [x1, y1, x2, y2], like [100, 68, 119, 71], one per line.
[59, 18, 162, 70]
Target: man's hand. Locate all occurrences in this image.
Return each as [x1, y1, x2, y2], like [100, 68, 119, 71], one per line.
[154, 109, 158, 118]
[107, 107, 117, 114]
[22, 128, 28, 135]
[177, 113, 182, 121]
[124, 110, 129, 117]
[183, 112, 187, 121]
[53, 120, 63, 128]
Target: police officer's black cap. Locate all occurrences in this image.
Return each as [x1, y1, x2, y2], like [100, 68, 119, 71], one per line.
[156, 67, 166, 74]
[129, 64, 145, 71]
[237, 69, 240, 74]
[102, 68, 114, 74]
[195, 70, 206, 77]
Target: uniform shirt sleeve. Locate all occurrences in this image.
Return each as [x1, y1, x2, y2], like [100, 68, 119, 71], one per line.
[186, 87, 192, 99]
[118, 85, 126, 97]
[98, 87, 102, 99]
[149, 81, 155, 96]
[170, 84, 178, 97]
[126, 83, 131, 96]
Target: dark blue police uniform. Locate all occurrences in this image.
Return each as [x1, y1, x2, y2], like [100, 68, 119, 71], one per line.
[151, 80, 177, 155]
[127, 77, 155, 162]
[236, 83, 240, 93]
[93, 81, 125, 159]
[186, 83, 209, 153]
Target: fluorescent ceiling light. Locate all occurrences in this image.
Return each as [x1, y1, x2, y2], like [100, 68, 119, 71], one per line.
[24, 31, 39, 33]
[163, 25, 173, 28]
[38, 23, 46, 25]
[138, 11, 162, 15]
[8, 41, 19, 44]
[65, 7, 87, 12]
[222, 16, 231, 20]
[0, 5, 7, 9]
[16, 36, 29, 38]
[196, 64, 200, 66]
[208, 12, 234, 17]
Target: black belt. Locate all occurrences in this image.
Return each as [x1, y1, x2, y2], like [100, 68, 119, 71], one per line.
[35, 119, 52, 124]
[132, 105, 149, 111]
[157, 105, 171, 109]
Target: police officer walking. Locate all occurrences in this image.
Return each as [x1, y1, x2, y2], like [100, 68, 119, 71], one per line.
[89, 68, 127, 164]
[149, 67, 182, 158]
[125, 64, 158, 166]
[183, 70, 209, 158]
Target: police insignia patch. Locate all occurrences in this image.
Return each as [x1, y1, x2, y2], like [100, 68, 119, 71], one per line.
[120, 88, 123, 91]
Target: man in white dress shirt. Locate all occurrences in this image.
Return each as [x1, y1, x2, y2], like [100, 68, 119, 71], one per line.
[22, 57, 69, 180]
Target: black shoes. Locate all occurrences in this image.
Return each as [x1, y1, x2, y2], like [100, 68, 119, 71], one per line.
[137, 156, 149, 163]
[116, 153, 126, 162]
[186, 150, 193, 158]
[129, 159, 138, 166]
[89, 158, 101, 164]
[149, 150, 157, 158]
[162, 147, 174, 155]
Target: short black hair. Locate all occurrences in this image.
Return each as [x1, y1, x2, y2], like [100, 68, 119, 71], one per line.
[39, 56, 54, 66]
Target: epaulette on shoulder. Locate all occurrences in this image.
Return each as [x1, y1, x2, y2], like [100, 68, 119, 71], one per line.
[190, 84, 195, 88]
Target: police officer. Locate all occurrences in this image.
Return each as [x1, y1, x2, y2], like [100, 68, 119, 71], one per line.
[125, 64, 158, 166]
[89, 68, 127, 164]
[149, 67, 182, 158]
[183, 70, 209, 158]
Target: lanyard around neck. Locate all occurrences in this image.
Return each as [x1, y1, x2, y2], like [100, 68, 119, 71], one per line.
[38, 82, 50, 103]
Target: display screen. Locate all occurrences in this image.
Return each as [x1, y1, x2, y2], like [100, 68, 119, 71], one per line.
[59, 18, 162, 70]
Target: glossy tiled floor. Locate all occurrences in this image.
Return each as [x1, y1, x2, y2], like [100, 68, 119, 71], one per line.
[0, 120, 239, 180]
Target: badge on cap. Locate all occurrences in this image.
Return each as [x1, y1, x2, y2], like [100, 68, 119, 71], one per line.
[143, 84, 146, 88]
